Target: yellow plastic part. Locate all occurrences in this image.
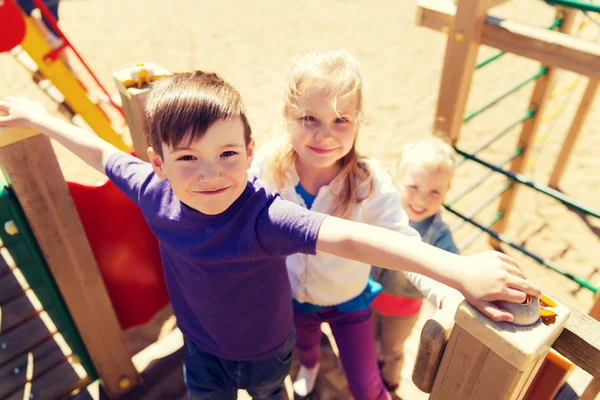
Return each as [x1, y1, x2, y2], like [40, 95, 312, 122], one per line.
[120, 63, 166, 89]
[18, 17, 129, 151]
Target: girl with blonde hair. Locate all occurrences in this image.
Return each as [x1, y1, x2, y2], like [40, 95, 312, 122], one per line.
[252, 49, 461, 399]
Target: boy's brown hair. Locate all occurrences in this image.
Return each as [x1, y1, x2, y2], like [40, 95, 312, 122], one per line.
[144, 71, 252, 158]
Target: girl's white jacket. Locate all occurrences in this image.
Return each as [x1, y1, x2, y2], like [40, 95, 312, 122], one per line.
[250, 141, 461, 308]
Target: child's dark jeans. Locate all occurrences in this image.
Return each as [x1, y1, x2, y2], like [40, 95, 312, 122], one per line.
[184, 330, 295, 400]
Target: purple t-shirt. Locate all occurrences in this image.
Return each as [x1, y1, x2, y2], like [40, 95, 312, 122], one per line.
[106, 152, 326, 360]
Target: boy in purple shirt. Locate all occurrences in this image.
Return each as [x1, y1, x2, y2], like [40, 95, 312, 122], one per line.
[0, 73, 540, 399]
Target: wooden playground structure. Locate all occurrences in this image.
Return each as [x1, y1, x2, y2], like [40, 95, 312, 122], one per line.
[0, 0, 599, 398]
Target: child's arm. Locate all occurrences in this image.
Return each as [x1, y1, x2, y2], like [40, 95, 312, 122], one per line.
[316, 216, 541, 322]
[0, 97, 120, 174]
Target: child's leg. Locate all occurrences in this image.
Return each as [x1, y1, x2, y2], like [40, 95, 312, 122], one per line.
[327, 308, 391, 400]
[183, 339, 236, 400]
[293, 309, 326, 396]
[371, 308, 383, 363]
[293, 310, 324, 368]
[379, 314, 419, 387]
[245, 331, 295, 400]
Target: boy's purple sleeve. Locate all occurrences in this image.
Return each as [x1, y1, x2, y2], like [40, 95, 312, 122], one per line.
[104, 152, 156, 206]
[255, 197, 327, 257]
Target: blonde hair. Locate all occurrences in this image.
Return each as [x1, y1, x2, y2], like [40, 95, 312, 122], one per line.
[266, 49, 374, 219]
[397, 136, 456, 178]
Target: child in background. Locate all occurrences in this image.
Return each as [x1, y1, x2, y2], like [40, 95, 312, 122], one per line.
[251, 49, 514, 399]
[371, 136, 459, 392]
[2, 71, 538, 400]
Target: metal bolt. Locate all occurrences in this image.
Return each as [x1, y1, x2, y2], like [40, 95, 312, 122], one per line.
[442, 25, 450, 34]
[12, 367, 20, 375]
[455, 32, 465, 42]
[4, 221, 18, 236]
[119, 377, 132, 390]
[0, 343, 7, 350]
[29, 393, 35, 399]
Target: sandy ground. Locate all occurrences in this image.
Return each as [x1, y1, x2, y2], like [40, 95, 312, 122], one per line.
[1, 0, 599, 397]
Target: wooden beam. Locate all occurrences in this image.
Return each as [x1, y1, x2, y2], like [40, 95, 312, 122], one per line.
[490, 7, 578, 246]
[113, 63, 171, 162]
[0, 131, 140, 398]
[590, 295, 600, 322]
[552, 306, 600, 381]
[548, 79, 598, 188]
[579, 378, 600, 400]
[416, 1, 600, 80]
[432, 0, 494, 143]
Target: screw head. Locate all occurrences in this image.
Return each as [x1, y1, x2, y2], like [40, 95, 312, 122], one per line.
[119, 377, 132, 390]
[13, 367, 20, 375]
[4, 221, 18, 236]
[0, 343, 7, 350]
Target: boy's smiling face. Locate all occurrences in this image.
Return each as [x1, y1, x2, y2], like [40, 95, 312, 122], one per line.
[148, 117, 254, 215]
[397, 162, 451, 222]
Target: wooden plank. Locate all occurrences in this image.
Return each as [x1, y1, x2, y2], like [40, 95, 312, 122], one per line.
[470, 350, 523, 400]
[552, 306, 600, 381]
[548, 79, 598, 188]
[579, 378, 600, 400]
[432, 0, 494, 143]
[0, 272, 25, 305]
[0, 337, 68, 398]
[430, 326, 489, 399]
[0, 316, 54, 366]
[490, 8, 578, 244]
[0, 291, 41, 333]
[0, 132, 140, 397]
[6, 358, 90, 400]
[0, 251, 11, 277]
[416, 1, 600, 80]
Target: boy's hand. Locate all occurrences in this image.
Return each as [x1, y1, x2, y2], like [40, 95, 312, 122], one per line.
[455, 251, 542, 323]
[0, 97, 48, 128]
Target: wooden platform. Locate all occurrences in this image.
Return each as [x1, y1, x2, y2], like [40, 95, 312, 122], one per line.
[0, 251, 91, 400]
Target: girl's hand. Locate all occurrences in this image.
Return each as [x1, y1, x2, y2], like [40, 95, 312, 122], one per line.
[0, 97, 49, 128]
[455, 251, 542, 322]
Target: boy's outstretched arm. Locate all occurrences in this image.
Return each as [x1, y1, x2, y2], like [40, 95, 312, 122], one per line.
[0, 97, 120, 174]
[316, 216, 542, 322]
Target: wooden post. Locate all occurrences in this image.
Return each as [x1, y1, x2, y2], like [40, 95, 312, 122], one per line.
[432, 0, 493, 143]
[590, 294, 600, 322]
[579, 295, 600, 400]
[113, 63, 171, 162]
[579, 378, 600, 400]
[489, 7, 578, 247]
[429, 300, 570, 400]
[0, 129, 141, 398]
[522, 349, 574, 400]
[548, 79, 598, 188]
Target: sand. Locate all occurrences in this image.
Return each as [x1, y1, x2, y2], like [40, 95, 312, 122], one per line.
[1, 0, 599, 397]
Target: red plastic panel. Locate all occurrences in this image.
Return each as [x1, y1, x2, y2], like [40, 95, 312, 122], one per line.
[0, 0, 26, 53]
[68, 179, 168, 330]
